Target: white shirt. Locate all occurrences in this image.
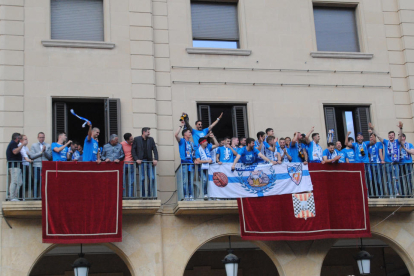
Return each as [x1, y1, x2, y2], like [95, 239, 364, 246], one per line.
[19, 143, 30, 166]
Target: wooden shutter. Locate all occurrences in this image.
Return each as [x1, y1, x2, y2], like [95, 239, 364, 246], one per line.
[324, 106, 338, 143]
[198, 105, 211, 127]
[232, 106, 248, 138]
[51, 0, 104, 41]
[105, 99, 121, 143]
[355, 107, 371, 142]
[191, 2, 239, 41]
[53, 102, 68, 142]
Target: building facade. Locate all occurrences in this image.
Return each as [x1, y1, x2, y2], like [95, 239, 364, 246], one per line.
[1, 0, 414, 275]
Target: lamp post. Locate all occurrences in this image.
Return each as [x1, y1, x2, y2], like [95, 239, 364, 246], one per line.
[222, 236, 240, 276]
[72, 244, 91, 276]
[354, 239, 373, 275]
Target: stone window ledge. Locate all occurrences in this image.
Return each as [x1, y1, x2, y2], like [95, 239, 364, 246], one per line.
[310, 51, 373, 59]
[42, 40, 115, 49]
[186, 47, 251, 56]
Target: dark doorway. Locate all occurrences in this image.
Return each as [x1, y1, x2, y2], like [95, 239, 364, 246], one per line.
[53, 99, 111, 149]
[197, 103, 248, 140]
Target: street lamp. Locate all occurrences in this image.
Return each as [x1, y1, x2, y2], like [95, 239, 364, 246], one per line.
[222, 236, 240, 276]
[72, 244, 91, 276]
[354, 239, 373, 275]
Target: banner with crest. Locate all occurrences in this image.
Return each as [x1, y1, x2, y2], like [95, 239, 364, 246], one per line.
[208, 163, 313, 198]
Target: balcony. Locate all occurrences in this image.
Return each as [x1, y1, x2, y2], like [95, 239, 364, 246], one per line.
[174, 163, 414, 215]
[2, 161, 161, 217]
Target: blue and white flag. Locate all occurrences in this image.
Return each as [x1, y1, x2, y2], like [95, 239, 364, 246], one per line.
[70, 109, 91, 128]
[208, 163, 313, 198]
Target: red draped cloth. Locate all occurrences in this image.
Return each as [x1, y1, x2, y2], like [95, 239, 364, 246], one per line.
[238, 163, 371, 240]
[42, 161, 123, 244]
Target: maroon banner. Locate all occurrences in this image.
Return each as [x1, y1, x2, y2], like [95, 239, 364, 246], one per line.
[42, 161, 123, 244]
[238, 163, 371, 240]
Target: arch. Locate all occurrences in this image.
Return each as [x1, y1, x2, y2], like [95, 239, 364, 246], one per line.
[27, 243, 135, 276]
[181, 233, 284, 276]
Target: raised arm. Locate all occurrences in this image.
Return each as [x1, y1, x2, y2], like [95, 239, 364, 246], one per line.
[12, 142, 25, 155]
[401, 142, 414, 154]
[369, 122, 384, 143]
[183, 112, 193, 132]
[87, 122, 92, 141]
[208, 112, 223, 131]
[398, 121, 403, 144]
[305, 127, 314, 144]
[291, 132, 298, 147]
[175, 121, 185, 143]
[53, 141, 71, 153]
[345, 131, 352, 147]
[209, 133, 219, 149]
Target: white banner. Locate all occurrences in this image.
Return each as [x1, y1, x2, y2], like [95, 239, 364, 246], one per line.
[208, 163, 313, 198]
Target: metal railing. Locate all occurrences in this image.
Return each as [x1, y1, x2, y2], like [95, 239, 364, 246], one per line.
[175, 163, 414, 201]
[6, 161, 157, 201]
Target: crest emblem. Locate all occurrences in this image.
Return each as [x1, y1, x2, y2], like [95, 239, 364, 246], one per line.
[292, 193, 315, 220]
[287, 163, 303, 185]
[247, 170, 269, 187]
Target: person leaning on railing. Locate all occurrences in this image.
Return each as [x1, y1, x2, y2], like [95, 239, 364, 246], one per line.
[98, 134, 124, 164]
[6, 133, 25, 201]
[29, 132, 52, 198]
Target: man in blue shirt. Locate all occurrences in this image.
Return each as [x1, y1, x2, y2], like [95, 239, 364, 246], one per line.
[175, 121, 195, 200]
[370, 122, 403, 197]
[277, 138, 292, 163]
[307, 131, 323, 163]
[195, 134, 219, 199]
[255, 131, 271, 163]
[232, 138, 276, 170]
[345, 131, 370, 163]
[83, 122, 100, 162]
[401, 133, 414, 195]
[51, 133, 72, 161]
[183, 112, 223, 148]
[335, 141, 347, 163]
[342, 137, 357, 163]
[323, 143, 341, 164]
[366, 132, 385, 197]
[264, 136, 280, 162]
[217, 137, 236, 164]
[290, 132, 308, 163]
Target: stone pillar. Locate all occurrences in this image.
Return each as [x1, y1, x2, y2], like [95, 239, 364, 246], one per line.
[0, 0, 25, 201]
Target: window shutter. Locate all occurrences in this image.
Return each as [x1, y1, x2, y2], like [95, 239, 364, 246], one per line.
[324, 106, 338, 143]
[51, 0, 104, 41]
[313, 6, 360, 52]
[191, 2, 239, 41]
[232, 106, 248, 138]
[198, 105, 211, 127]
[355, 107, 371, 142]
[105, 99, 121, 143]
[53, 102, 68, 142]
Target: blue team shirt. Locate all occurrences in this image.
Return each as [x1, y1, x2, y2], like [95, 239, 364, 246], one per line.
[192, 128, 209, 147]
[179, 138, 194, 163]
[83, 136, 99, 162]
[277, 147, 291, 163]
[195, 144, 213, 160]
[342, 148, 356, 163]
[383, 139, 401, 163]
[289, 143, 300, 162]
[72, 150, 81, 161]
[351, 142, 370, 163]
[51, 143, 69, 161]
[323, 148, 338, 161]
[336, 149, 346, 163]
[368, 142, 383, 163]
[238, 147, 261, 164]
[307, 141, 323, 162]
[400, 142, 413, 163]
[255, 141, 270, 163]
[217, 146, 235, 163]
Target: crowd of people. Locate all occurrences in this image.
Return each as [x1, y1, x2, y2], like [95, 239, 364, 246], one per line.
[6, 123, 158, 201]
[175, 113, 413, 200]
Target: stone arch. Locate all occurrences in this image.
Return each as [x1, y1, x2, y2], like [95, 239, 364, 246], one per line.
[27, 243, 135, 276]
[180, 232, 284, 276]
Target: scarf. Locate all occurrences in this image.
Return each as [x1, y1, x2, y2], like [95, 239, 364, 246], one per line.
[198, 146, 211, 169]
[387, 140, 399, 162]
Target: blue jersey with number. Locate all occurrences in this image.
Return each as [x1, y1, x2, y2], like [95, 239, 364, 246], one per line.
[238, 147, 261, 164]
[217, 146, 234, 163]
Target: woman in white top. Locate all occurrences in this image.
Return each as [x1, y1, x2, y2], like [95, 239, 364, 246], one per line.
[18, 135, 32, 199]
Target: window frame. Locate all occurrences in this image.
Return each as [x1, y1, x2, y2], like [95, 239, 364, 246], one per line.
[187, 0, 248, 51]
[310, 0, 369, 54]
[43, 0, 113, 48]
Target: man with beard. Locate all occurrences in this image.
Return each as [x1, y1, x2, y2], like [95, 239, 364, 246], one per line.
[183, 112, 223, 148]
[322, 142, 341, 164]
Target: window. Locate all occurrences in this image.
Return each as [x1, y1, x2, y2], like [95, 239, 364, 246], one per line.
[324, 106, 370, 143]
[198, 104, 248, 139]
[51, 0, 104, 41]
[191, 2, 239, 49]
[313, 6, 360, 52]
[53, 98, 121, 147]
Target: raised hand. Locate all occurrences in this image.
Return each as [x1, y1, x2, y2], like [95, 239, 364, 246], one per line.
[368, 122, 374, 130]
[218, 112, 223, 119]
[398, 121, 403, 129]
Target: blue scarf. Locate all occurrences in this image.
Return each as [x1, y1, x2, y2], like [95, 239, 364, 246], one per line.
[387, 140, 399, 162]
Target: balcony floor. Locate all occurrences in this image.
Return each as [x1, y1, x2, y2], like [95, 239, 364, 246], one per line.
[2, 200, 161, 217]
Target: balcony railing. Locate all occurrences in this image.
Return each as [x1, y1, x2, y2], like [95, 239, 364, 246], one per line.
[175, 163, 414, 201]
[6, 161, 157, 201]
